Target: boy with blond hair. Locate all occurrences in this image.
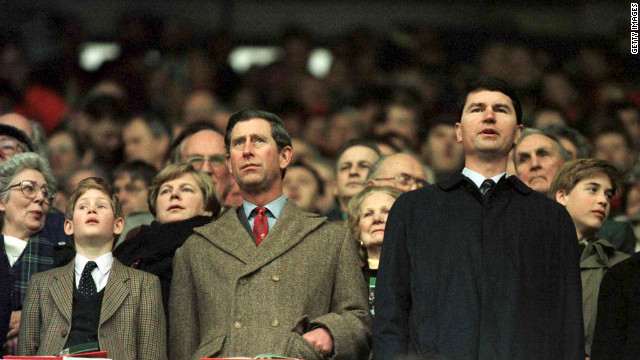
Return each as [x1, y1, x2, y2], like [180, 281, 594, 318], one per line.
[550, 159, 630, 357]
[18, 177, 167, 360]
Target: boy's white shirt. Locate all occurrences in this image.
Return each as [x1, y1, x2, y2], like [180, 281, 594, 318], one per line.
[74, 252, 113, 292]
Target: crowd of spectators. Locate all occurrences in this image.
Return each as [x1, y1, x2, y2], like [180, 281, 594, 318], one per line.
[0, 10, 639, 359]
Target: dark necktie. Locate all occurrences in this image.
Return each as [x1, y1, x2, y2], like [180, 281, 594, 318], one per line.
[253, 207, 269, 245]
[78, 261, 98, 297]
[479, 179, 495, 196]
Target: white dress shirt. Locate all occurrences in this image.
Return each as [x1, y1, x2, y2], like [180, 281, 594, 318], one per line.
[74, 252, 113, 292]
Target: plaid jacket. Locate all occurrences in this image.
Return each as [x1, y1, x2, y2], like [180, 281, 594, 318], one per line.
[18, 258, 167, 360]
[4, 233, 54, 310]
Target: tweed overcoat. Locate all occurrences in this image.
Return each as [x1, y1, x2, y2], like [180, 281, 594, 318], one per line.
[18, 258, 167, 360]
[169, 201, 371, 360]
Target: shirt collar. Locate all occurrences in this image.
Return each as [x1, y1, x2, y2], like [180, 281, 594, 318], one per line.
[243, 194, 287, 219]
[462, 167, 506, 189]
[75, 252, 113, 276]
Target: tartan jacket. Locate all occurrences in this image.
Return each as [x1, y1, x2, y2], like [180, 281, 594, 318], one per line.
[18, 258, 167, 360]
[3, 233, 54, 310]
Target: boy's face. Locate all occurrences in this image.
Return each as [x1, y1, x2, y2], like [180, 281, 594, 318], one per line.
[555, 173, 614, 239]
[64, 189, 124, 241]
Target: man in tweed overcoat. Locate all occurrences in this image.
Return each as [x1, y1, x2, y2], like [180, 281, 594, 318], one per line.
[170, 110, 371, 360]
[18, 178, 166, 360]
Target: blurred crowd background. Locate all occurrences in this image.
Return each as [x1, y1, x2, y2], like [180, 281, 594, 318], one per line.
[0, 1, 638, 219]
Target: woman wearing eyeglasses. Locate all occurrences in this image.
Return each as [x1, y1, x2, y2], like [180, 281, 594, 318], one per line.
[0, 153, 56, 355]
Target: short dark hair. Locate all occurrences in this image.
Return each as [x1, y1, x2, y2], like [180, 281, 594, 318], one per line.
[335, 139, 381, 170]
[591, 119, 635, 151]
[542, 125, 591, 159]
[113, 160, 158, 187]
[127, 112, 171, 139]
[457, 76, 523, 125]
[82, 95, 129, 124]
[288, 160, 325, 197]
[224, 110, 292, 153]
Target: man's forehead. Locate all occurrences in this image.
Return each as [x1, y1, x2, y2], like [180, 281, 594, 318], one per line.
[77, 189, 111, 202]
[518, 134, 559, 153]
[465, 90, 514, 108]
[229, 118, 272, 139]
[183, 130, 225, 155]
[382, 155, 423, 175]
[338, 146, 378, 164]
[0, 135, 18, 142]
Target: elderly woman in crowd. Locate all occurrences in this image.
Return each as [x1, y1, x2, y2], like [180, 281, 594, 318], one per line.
[114, 163, 220, 313]
[0, 153, 56, 355]
[347, 185, 402, 315]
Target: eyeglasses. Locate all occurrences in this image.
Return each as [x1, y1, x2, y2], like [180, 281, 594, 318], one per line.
[0, 138, 24, 157]
[374, 174, 428, 189]
[4, 180, 55, 205]
[186, 154, 226, 169]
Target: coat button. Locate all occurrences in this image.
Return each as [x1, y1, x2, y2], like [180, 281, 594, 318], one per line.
[60, 329, 67, 337]
[271, 319, 280, 327]
[233, 321, 242, 329]
[239, 279, 247, 286]
[271, 274, 280, 282]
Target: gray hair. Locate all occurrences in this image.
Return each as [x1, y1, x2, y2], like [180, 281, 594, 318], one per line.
[0, 152, 57, 204]
[513, 127, 570, 165]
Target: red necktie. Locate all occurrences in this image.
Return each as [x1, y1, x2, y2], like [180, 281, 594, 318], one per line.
[253, 207, 269, 245]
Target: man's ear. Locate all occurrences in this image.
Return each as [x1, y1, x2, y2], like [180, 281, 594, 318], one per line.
[113, 217, 125, 236]
[0, 197, 5, 212]
[455, 122, 463, 143]
[555, 189, 568, 206]
[64, 219, 74, 236]
[331, 180, 338, 197]
[513, 124, 524, 145]
[279, 146, 293, 170]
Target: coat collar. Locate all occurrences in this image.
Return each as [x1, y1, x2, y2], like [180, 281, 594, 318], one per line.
[194, 200, 327, 276]
[580, 238, 628, 269]
[49, 258, 130, 325]
[439, 172, 532, 195]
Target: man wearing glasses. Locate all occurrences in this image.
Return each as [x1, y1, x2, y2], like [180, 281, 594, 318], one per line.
[365, 152, 429, 192]
[171, 123, 242, 209]
[0, 123, 33, 164]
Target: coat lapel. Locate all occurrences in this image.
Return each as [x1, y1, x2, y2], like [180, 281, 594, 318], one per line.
[195, 208, 257, 263]
[99, 259, 130, 326]
[240, 201, 326, 276]
[50, 261, 75, 323]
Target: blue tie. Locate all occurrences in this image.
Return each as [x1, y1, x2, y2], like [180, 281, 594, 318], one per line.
[79, 261, 98, 297]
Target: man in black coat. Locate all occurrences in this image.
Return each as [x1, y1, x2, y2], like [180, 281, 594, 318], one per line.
[372, 76, 584, 360]
[590, 251, 640, 360]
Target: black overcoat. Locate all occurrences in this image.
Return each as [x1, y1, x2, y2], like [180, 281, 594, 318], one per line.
[373, 173, 584, 360]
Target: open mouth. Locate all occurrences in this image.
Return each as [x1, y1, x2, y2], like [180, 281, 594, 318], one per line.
[85, 218, 99, 224]
[479, 128, 498, 135]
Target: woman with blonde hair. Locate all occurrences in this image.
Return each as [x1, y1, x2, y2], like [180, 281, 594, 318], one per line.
[347, 185, 402, 314]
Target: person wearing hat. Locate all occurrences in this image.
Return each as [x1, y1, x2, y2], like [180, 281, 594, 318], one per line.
[0, 123, 34, 164]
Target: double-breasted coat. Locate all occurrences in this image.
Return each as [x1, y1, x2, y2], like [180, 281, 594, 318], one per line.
[169, 201, 371, 360]
[17, 258, 167, 360]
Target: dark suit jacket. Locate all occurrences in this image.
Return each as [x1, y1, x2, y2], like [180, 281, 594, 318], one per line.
[591, 252, 640, 360]
[18, 258, 167, 360]
[169, 201, 371, 360]
[373, 174, 584, 360]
